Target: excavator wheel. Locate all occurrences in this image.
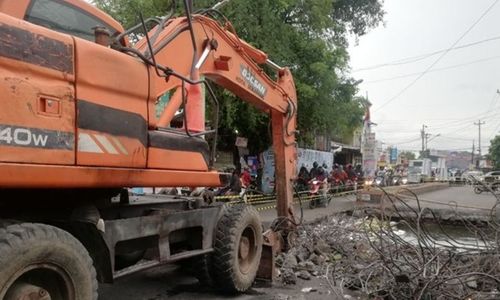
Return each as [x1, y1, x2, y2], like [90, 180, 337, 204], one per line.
[212, 204, 263, 293]
[0, 223, 98, 300]
[180, 254, 214, 286]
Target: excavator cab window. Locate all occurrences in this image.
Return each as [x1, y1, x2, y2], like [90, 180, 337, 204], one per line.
[25, 0, 117, 41]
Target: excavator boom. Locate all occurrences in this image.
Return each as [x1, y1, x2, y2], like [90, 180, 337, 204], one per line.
[133, 13, 298, 221]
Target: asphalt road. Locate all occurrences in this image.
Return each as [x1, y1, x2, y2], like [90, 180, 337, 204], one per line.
[98, 266, 335, 300]
[396, 185, 498, 213]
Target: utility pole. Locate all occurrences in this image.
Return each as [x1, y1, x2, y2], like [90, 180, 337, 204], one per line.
[471, 140, 475, 166]
[425, 133, 431, 151]
[474, 120, 485, 158]
[421, 124, 427, 154]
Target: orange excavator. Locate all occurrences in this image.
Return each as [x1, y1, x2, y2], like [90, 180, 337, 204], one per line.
[0, 0, 298, 299]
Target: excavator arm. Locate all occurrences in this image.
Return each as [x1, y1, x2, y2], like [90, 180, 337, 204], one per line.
[128, 9, 299, 226]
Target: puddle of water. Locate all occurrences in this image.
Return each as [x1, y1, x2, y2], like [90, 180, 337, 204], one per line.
[394, 222, 493, 251]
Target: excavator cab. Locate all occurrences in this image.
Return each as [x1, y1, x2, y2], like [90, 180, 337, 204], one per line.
[0, 0, 219, 179]
[0, 0, 125, 40]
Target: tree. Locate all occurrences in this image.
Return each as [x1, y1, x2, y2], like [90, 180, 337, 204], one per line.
[400, 150, 416, 161]
[93, 0, 384, 152]
[489, 136, 500, 169]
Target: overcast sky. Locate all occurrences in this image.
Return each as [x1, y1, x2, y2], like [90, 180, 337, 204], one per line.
[349, 0, 500, 154]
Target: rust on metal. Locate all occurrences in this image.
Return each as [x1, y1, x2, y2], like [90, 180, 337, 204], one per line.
[257, 229, 282, 280]
[0, 23, 73, 73]
[256, 242, 276, 281]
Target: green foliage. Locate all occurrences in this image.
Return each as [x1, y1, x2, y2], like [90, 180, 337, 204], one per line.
[93, 0, 384, 152]
[400, 151, 416, 161]
[489, 136, 500, 169]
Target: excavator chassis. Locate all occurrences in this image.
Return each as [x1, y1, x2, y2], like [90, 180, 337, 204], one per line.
[0, 189, 223, 283]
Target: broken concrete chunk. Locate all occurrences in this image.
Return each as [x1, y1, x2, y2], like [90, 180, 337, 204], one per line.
[296, 270, 311, 280]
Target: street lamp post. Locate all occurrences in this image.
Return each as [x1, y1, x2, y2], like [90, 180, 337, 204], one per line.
[426, 133, 441, 150]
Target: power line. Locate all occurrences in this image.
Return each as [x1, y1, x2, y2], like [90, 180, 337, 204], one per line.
[390, 136, 422, 145]
[486, 89, 500, 113]
[427, 110, 500, 131]
[439, 135, 473, 141]
[377, 106, 500, 131]
[354, 35, 500, 72]
[440, 123, 475, 136]
[363, 55, 500, 84]
[374, 0, 500, 112]
[376, 111, 500, 123]
[487, 120, 500, 141]
[397, 147, 473, 152]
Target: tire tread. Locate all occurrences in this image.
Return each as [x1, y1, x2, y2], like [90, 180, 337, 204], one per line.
[211, 205, 262, 293]
[0, 222, 98, 300]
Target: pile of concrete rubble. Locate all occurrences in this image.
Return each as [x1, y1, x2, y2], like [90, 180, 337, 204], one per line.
[275, 213, 500, 299]
[276, 215, 367, 285]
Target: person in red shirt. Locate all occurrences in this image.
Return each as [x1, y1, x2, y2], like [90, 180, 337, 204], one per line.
[240, 167, 252, 188]
[331, 164, 342, 182]
[339, 165, 349, 184]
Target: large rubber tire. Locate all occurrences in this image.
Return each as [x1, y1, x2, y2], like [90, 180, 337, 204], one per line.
[212, 205, 263, 293]
[0, 223, 98, 300]
[474, 186, 482, 194]
[180, 255, 214, 286]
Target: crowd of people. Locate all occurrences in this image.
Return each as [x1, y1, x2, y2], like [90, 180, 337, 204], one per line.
[297, 161, 363, 191]
[221, 161, 365, 196]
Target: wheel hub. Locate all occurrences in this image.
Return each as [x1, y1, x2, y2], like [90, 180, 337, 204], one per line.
[239, 236, 250, 260]
[238, 226, 257, 274]
[6, 283, 51, 300]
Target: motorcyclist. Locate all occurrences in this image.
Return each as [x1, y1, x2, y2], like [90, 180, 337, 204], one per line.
[385, 167, 394, 186]
[228, 168, 242, 195]
[297, 165, 310, 191]
[376, 166, 386, 187]
[339, 165, 349, 184]
[310, 161, 319, 179]
[315, 166, 328, 182]
[355, 164, 364, 178]
[346, 164, 357, 181]
[377, 166, 386, 177]
[330, 164, 344, 193]
[330, 164, 341, 182]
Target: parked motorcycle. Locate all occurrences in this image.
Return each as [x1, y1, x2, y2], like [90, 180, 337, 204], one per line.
[473, 182, 500, 194]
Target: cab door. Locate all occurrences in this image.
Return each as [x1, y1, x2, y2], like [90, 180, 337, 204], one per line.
[0, 11, 75, 165]
[21, 0, 149, 168]
[74, 39, 149, 168]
